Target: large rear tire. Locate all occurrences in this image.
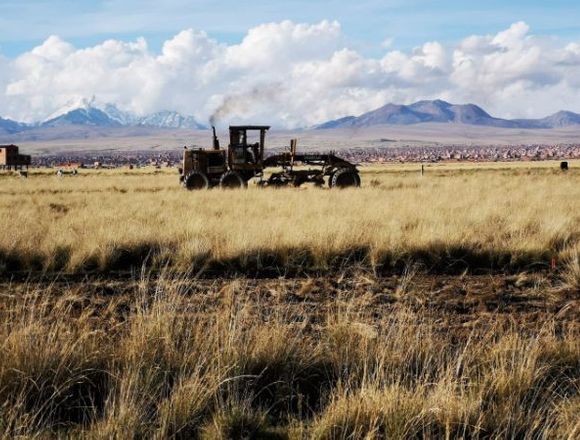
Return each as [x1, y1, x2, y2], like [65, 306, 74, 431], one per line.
[330, 168, 361, 188]
[219, 171, 247, 189]
[183, 171, 210, 190]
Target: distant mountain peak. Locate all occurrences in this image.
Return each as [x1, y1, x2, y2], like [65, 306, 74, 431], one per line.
[415, 99, 451, 107]
[0, 117, 28, 134]
[138, 110, 207, 129]
[42, 104, 121, 128]
[101, 103, 139, 126]
[551, 110, 579, 118]
[36, 99, 207, 130]
[316, 99, 580, 129]
[537, 110, 580, 128]
[43, 96, 99, 122]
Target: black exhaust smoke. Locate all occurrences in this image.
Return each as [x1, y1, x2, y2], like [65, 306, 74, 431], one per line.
[212, 126, 220, 150]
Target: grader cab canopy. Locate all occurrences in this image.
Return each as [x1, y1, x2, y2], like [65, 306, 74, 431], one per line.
[227, 126, 269, 171]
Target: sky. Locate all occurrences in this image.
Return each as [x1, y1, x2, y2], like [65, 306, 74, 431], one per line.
[1, 0, 580, 126]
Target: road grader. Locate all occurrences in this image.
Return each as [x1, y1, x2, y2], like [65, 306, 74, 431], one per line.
[179, 126, 361, 189]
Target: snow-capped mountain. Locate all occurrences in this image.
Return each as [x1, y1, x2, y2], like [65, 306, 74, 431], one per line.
[138, 111, 206, 129]
[101, 103, 139, 126]
[43, 107, 122, 128]
[42, 97, 98, 123]
[39, 98, 206, 130]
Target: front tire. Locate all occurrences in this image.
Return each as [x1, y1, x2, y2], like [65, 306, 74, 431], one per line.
[219, 171, 247, 189]
[183, 171, 210, 190]
[330, 168, 361, 188]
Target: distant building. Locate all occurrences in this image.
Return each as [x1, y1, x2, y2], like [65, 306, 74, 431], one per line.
[0, 145, 31, 170]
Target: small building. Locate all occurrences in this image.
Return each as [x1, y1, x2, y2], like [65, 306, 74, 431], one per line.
[0, 145, 31, 170]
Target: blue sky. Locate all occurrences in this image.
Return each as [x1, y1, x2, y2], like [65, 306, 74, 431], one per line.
[1, 0, 580, 57]
[2, 0, 580, 124]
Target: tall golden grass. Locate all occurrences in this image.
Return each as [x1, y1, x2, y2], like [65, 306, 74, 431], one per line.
[1, 163, 579, 275]
[1, 162, 579, 437]
[0, 273, 578, 438]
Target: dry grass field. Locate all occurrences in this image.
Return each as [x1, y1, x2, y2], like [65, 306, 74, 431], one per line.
[1, 161, 579, 438]
[1, 162, 579, 276]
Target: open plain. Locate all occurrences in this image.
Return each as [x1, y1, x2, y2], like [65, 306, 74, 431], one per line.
[3, 124, 580, 155]
[1, 162, 579, 438]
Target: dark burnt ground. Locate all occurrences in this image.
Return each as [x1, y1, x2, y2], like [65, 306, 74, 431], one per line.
[3, 272, 578, 333]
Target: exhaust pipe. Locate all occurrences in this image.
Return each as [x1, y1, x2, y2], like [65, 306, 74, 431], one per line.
[212, 126, 220, 150]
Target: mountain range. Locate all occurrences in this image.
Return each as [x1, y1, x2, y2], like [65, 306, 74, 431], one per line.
[316, 100, 580, 129]
[0, 99, 207, 135]
[2, 99, 580, 136]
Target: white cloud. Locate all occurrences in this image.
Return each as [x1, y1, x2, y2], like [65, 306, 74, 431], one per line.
[381, 37, 394, 49]
[1, 20, 579, 126]
[492, 21, 530, 49]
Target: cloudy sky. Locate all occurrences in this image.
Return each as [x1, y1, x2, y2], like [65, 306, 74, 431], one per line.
[1, 0, 580, 126]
